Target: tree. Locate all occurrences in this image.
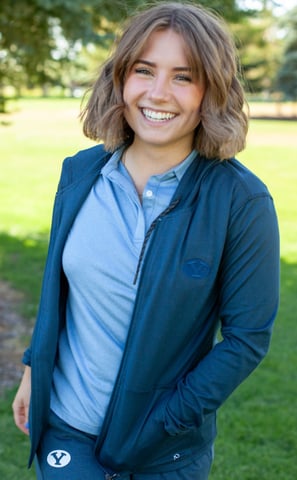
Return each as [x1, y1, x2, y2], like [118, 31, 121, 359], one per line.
[0, 0, 246, 110]
[275, 7, 297, 100]
[231, 10, 282, 94]
[0, 0, 108, 107]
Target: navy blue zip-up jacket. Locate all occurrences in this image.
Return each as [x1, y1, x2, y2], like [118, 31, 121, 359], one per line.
[24, 144, 279, 474]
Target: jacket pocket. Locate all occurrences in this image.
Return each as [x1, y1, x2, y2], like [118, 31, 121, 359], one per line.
[98, 389, 206, 472]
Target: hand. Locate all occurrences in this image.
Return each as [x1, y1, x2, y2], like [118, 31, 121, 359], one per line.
[12, 365, 31, 435]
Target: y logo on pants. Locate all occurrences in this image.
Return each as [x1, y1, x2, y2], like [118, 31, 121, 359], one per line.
[47, 450, 71, 468]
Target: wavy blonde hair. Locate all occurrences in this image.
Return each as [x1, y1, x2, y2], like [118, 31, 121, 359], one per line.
[81, 2, 248, 160]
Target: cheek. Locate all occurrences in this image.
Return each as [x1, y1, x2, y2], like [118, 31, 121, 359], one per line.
[122, 84, 129, 105]
[122, 76, 132, 103]
[123, 77, 138, 104]
[189, 86, 205, 111]
[124, 75, 147, 105]
[122, 83, 135, 124]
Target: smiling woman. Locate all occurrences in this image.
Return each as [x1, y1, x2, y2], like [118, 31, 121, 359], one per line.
[12, 3, 279, 480]
[82, 2, 248, 161]
[122, 29, 205, 187]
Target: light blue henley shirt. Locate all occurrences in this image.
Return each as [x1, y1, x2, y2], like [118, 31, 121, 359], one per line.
[50, 148, 196, 434]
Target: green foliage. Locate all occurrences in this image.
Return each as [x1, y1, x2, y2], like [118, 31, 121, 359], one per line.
[0, 0, 246, 103]
[2, 0, 293, 106]
[0, 0, 294, 105]
[231, 10, 282, 93]
[275, 7, 297, 100]
[0, 0, 112, 102]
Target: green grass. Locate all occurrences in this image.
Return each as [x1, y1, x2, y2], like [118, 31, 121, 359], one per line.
[211, 119, 297, 478]
[0, 390, 37, 479]
[0, 99, 296, 478]
[0, 98, 95, 319]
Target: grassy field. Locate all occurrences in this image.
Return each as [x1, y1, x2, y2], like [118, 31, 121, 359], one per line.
[0, 98, 296, 479]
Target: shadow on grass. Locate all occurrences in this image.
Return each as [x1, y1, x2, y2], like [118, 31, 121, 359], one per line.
[210, 258, 297, 479]
[0, 231, 49, 320]
[0, 387, 36, 479]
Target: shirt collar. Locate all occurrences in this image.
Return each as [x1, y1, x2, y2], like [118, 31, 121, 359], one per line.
[101, 147, 197, 183]
[100, 147, 124, 177]
[163, 150, 197, 182]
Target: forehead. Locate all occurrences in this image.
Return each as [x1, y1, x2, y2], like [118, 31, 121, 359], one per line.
[139, 29, 187, 60]
[123, 26, 204, 83]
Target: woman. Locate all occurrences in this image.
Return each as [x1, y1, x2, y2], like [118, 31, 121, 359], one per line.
[13, 2, 279, 479]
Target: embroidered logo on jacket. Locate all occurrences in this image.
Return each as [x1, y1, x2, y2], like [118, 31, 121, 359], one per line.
[183, 258, 210, 278]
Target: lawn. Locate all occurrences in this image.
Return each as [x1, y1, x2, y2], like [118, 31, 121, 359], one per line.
[0, 99, 296, 479]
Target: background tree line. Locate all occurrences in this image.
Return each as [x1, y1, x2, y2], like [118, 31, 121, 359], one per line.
[0, 0, 296, 111]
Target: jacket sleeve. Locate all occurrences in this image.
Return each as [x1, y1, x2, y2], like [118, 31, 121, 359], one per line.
[21, 156, 73, 368]
[164, 193, 280, 435]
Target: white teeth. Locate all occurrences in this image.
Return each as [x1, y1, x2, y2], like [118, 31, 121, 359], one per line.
[142, 109, 176, 121]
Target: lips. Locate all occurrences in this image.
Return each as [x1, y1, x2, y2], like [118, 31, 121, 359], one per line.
[141, 108, 177, 122]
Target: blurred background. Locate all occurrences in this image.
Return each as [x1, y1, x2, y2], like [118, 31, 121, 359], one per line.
[1, 0, 297, 111]
[0, 1, 296, 479]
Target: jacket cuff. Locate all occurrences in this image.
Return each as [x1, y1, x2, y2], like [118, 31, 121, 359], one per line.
[22, 347, 32, 366]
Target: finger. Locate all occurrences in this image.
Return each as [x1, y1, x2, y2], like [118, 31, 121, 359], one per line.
[12, 404, 30, 435]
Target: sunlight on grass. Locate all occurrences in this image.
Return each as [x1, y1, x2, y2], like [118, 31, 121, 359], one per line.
[239, 120, 297, 263]
[0, 98, 96, 236]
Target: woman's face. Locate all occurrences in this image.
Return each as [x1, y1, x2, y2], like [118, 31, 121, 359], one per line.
[123, 29, 205, 156]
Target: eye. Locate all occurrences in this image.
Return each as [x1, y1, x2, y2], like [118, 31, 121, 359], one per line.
[174, 74, 192, 83]
[134, 67, 153, 76]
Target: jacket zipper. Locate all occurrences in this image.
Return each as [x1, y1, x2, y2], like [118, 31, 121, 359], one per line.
[94, 198, 180, 457]
[133, 198, 180, 284]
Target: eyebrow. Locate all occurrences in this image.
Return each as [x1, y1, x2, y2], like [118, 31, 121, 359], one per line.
[135, 59, 191, 72]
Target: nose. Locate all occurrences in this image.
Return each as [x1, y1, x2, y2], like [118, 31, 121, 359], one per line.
[148, 74, 171, 102]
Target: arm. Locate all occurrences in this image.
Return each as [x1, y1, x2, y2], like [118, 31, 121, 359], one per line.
[10, 155, 75, 436]
[165, 195, 280, 434]
[12, 365, 31, 435]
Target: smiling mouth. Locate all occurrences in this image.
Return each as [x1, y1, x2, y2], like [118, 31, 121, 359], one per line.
[141, 108, 177, 122]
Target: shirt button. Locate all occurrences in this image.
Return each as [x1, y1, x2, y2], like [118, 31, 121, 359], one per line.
[145, 190, 153, 198]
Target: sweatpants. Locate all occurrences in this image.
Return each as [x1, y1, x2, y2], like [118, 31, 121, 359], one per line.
[35, 410, 213, 480]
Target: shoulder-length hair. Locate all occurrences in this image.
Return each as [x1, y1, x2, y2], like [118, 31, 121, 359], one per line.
[81, 2, 248, 160]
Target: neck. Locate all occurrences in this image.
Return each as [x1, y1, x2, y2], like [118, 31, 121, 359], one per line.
[122, 143, 192, 198]
[125, 142, 192, 176]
